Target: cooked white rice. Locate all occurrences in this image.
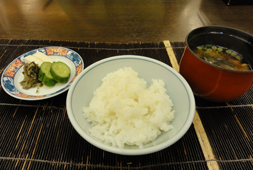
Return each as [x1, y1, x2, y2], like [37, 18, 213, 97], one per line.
[83, 67, 175, 148]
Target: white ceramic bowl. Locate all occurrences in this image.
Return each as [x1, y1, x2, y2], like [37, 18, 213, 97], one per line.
[66, 55, 195, 155]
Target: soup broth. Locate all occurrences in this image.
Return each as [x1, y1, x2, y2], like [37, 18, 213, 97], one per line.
[193, 44, 251, 71]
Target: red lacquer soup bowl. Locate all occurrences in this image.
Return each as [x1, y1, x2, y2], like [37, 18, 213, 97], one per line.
[179, 26, 253, 102]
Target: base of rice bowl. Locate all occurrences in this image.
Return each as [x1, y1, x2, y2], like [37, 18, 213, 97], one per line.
[66, 55, 195, 155]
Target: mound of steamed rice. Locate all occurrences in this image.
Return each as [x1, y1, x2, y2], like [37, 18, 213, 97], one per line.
[83, 67, 175, 148]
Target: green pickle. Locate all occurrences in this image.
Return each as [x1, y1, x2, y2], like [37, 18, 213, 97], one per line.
[39, 62, 57, 87]
[50, 61, 71, 83]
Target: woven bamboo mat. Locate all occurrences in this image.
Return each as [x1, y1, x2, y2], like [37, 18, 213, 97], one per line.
[0, 39, 252, 170]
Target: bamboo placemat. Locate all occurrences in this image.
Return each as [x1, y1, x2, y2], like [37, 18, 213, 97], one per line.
[0, 39, 252, 169]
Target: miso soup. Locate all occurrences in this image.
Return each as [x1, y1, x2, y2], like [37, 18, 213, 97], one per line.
[193, 45, 251, 71]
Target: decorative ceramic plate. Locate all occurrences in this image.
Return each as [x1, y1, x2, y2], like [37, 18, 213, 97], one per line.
[1, 46, 84, 100]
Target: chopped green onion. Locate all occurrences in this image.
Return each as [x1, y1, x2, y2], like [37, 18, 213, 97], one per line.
[197, 46, 203, 50]
[217, 48, 223, 52]
[231, 52, 237, 57]
[216, 51, 223, 55]
[212, 46, 217, 50]
[226, 50, 232, 54]
[236, 55, 243, 60]
[206, 48, 212, 53]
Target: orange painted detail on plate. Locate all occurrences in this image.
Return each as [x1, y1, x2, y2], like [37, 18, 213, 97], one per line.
[4, 59, 23, 77]
[46, 48, 68, 56]
[16, 93, 45, 98]
[71, 64, 82, 82]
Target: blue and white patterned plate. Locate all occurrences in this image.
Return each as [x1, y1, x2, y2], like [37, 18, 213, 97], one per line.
[1, 46, 84, 100]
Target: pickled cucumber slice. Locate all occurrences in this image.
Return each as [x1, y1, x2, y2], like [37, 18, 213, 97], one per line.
[39, 62, 57, 87]
[50, 61, 71, 83]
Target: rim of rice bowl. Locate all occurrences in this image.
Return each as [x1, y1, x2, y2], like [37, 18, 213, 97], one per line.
[66, 55, 195, 155]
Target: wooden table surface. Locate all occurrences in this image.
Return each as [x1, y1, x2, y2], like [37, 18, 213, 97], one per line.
[0, 0, 253, 43]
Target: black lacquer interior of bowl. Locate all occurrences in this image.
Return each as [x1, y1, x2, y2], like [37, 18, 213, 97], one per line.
[186, 26, 253, 67]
